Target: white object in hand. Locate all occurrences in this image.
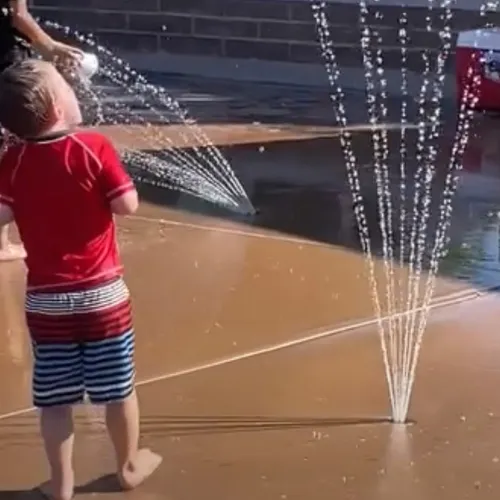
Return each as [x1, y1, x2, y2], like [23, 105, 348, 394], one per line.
[78, 52, 99, 79]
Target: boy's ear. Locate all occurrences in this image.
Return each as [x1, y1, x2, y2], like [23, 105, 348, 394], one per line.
[47, 92, 64, 122]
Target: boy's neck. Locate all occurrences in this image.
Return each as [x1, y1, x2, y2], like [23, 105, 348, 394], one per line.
[28, 122, 74, 142]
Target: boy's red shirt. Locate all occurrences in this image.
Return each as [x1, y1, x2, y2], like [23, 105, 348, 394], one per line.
[0, 130, 135, 292]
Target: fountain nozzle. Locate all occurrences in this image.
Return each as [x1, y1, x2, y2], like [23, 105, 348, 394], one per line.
[232, 198, 257, 217]
[389, 417, 414, 426]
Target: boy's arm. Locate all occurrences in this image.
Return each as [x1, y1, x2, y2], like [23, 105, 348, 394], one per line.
[98, 139, 139, 216]
[10, 0, 82, 63]
[111, 190, 139, 216]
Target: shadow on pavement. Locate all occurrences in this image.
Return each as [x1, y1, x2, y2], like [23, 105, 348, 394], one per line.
[0, 415, 390, 498]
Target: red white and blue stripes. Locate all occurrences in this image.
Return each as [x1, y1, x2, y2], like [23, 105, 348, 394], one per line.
[26, 278, 136, 407]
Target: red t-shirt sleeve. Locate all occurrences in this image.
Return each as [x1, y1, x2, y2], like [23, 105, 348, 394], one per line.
[97, 137, 135, 201]
[0, 148, 17, 208]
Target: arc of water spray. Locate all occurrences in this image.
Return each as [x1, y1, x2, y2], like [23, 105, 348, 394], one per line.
[312, 0, 486, 423]
[44, 21, 254, 215]
[357, 0, 400, 419]
[373, 17, 400, 404]
[91, 69, 242, 208]
[84, 74, 239, 204]
[88, 74, 244, 209]
[108, 66, 249, 207]
[399, 65, 481, 419]
[397, 0, 450, 418]
[399, 0, 452, 422]
[396, 10, 410, 423]
[398, 1, 481, 421]
[310, 0, 397, 416]
[398, 0, 440, 424]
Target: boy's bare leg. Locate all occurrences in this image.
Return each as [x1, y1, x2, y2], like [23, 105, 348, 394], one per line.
[38, 405, 75, 500]
[105, 390, 162, 490]
[0, 136, 24, 260]
[0, 225, 26, 260]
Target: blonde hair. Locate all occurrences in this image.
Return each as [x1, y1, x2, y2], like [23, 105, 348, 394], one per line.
[0, 59, 54, 139]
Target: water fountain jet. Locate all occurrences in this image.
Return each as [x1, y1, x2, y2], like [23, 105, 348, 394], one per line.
[311, 0, 482, 424]
[42, 20, 255, 217]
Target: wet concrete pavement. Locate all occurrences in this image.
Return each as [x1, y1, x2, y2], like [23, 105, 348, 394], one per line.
[0, 210, 471, 415]
[2, 76, 500, 498]
[1, 274, 500, 499]
[0, 201, 495, 500]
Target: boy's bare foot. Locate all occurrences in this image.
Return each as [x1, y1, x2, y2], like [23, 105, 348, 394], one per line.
[37, 478, 74, 500]
[118, 448, 163, 491]
[0, 244, 26, 261]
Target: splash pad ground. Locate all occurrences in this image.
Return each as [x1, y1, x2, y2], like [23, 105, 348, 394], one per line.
[0, 121, 499, 499]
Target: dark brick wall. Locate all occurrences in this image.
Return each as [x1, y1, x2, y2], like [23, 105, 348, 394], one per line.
[30, 0, 498, 71]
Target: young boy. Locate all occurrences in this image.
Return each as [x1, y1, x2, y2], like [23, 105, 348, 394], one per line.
[0, 0, 82, 260]
[0, 59, 162, 500]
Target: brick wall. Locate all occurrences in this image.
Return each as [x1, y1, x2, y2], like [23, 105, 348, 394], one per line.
[31, 0, 500, 72]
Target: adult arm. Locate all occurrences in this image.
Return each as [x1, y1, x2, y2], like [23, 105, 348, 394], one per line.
[10, 0, 82, 62]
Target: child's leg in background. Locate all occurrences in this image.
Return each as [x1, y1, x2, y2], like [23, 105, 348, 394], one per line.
[0, 225, 26, 260]
[0, 132, 25, 261]
[80, 279, 162, 488]
[0, 44, 32, 260]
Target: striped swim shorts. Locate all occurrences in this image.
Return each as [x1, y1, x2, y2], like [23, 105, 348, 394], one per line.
[25, 278, 136, 408]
